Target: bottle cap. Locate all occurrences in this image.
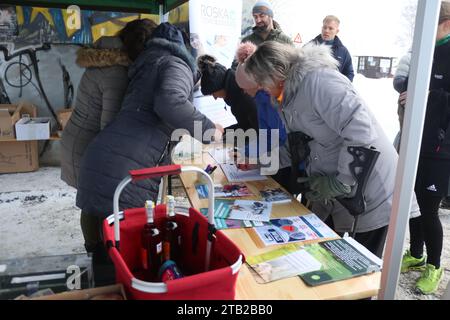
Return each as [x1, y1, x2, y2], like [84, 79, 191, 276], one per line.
[145, 200, 155, 209]
[145, 200, 155, 223]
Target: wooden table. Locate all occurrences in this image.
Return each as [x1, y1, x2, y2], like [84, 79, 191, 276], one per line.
[174, 146, 381, 300]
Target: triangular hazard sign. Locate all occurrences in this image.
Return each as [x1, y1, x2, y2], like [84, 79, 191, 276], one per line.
[294, 33, 302, 43]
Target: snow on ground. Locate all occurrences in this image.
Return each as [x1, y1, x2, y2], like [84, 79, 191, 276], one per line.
[0, 168, 85, 259]
[353, 74, 400, 144]
[0, 76, 449, 299]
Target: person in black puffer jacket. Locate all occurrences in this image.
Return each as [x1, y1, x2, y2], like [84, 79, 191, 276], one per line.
[76, 21, 221, 255]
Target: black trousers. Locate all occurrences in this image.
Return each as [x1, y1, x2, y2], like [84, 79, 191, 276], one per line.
[410, 193, 444, 268]
[410, 157, 449, 268]
[80, 210, 103, 252]
[325, 216, 388, 258]
[271, 167, 293, 193]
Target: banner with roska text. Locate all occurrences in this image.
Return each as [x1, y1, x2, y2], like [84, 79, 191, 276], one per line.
[189, 0, 243, 128]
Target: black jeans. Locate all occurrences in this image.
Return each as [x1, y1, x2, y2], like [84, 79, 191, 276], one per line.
[411, 157, 449, 268]
[271, 167, 293, 192]
[409, 193, 443, 268]
[80, 211, 103, 253]
[325, 216, 388, 258]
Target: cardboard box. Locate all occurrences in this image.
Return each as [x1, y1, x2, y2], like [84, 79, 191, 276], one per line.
[15, 117, 51, 140]
[30, 284, 127, 300]
[0, 140, 39, 173]
[57, 108, 73, 131]
[0, 102, 37, 141]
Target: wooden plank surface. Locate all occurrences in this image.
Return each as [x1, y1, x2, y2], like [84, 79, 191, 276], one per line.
[174, 144, 380, 300]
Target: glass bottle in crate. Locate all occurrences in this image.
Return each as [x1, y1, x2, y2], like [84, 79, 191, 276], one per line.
[162, 195, 181, 262]
[141, 200, 162, 281]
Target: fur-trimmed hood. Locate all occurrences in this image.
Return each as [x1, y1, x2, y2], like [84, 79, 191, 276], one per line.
[283, 43, 339, 105]
[76, 47, 130, 68]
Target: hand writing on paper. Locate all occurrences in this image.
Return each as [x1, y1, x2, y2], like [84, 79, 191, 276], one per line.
[237, 163, 259, 171]
[230, 149, 249, 170]
[231, 149, 259, 171]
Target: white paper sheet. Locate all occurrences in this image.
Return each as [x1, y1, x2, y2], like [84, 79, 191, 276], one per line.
[220, 163, 267, 182]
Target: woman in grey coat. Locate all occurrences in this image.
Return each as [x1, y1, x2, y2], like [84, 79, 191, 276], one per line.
[244, 41, 420, 257]
[60, 36, 130, 188]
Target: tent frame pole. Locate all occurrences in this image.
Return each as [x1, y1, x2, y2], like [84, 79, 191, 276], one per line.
[378, 0, 441, 300]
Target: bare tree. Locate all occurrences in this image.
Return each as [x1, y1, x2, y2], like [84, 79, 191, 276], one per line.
[397, 0, 418, 49]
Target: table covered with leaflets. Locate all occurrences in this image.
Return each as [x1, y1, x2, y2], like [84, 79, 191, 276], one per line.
[172, 141, 381, 300]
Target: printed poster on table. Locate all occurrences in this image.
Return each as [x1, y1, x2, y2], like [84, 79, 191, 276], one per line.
[247, 237, 382, 285]
[189, 0, 242, 128]
[201, 199, 272, 222]
[220, 163, 268, 182]
[199, 207, 268, 230]
[195, 183, 254, 199]
[254, 214, 338, 246]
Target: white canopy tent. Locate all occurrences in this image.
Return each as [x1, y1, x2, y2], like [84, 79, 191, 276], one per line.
[378, 0, 442, 300]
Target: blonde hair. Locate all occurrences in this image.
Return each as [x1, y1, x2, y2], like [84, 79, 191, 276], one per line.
[323, 15, 340, 25]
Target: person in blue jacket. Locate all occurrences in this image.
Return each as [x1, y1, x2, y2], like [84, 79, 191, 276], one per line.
[311, 15, 354, 82]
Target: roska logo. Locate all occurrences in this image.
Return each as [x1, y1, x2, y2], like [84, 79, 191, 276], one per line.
[200, 5, 236, 26]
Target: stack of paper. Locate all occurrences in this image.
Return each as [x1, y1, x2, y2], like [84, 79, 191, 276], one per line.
[259, 188, 292, 204]
[208, 146, 235, 164]
[253, 214, 337, 246]
[214, 199, 272, 222]
[247, 237, 382, 285]
[196, 183, 254, 199]
[220, 163, 267, 182]
[199, 199, 273, 230]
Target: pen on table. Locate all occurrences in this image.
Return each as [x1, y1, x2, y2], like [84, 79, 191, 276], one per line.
[208, 166, 217, 175]
[232, 147, 239, 160]
[204, 164, 212, 173]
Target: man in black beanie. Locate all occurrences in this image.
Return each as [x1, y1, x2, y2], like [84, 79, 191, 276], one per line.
[198, 54, 258, 131]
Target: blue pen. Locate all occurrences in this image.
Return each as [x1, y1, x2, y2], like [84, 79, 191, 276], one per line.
[208, 166, 217, 174]
[205, 164, 212, 173]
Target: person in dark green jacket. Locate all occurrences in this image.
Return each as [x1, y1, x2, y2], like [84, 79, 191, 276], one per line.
[231, 1, 292, 70]
[241, 1, 292, 47]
